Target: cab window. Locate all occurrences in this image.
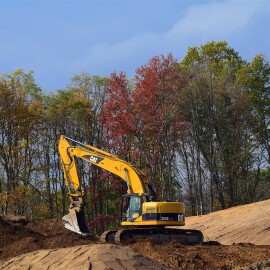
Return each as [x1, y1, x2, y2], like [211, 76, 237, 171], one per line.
[121, 195, 142, 221]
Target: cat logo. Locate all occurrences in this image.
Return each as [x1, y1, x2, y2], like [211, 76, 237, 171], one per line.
[90, 156, 98, 163]
[178, 214, 184, 222]
[82, 155, 104, 164]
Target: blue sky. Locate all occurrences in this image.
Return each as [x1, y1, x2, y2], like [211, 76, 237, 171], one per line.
[1, 0, 270, 92]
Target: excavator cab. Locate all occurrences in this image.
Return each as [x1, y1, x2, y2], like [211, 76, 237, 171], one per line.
[121, 195, 141, 222]
[121, 194, 148, 222]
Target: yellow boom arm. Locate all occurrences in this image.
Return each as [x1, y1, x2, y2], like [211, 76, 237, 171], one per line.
[58, 135, 147, 199]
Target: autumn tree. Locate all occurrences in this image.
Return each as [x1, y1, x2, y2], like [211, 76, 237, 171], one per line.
[133, 54, 187, 199]
[0, 70, 42, 215]
[66, 73, 118, 232]
[101, 54, 187, 200]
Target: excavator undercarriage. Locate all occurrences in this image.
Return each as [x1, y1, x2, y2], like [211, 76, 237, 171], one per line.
[101, 228, 204, 244]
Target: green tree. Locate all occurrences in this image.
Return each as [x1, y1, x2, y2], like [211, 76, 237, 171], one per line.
[242, 55, 270, 164]
[180, 41, 258, 211]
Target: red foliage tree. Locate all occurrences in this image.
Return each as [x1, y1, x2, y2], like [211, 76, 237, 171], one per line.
[100, 72, 137, 158]
[100, 54, 188, 199]
[133, 53, 187, 145]
[132, 54, 188, 197]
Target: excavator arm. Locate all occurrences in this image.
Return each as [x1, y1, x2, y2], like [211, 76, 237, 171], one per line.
[58, 135, 147, 234]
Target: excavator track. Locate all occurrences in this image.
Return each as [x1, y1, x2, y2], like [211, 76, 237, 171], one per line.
[113, 228, 203, 244]
[100, 230, 118, 243]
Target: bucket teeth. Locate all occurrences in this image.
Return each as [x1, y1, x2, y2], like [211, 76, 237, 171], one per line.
[62, 203, 91, 236]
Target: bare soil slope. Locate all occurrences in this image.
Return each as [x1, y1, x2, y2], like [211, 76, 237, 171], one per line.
[184, 199, 270, 245]
[0, 199, 270, 270]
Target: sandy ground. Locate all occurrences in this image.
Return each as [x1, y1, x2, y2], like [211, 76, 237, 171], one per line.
[184, 199, 270, 245]
[0, 199, 270, 270]
[0, 244, 165, 270]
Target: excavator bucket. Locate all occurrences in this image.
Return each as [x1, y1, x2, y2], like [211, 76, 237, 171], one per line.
[62, 203, 91, 236]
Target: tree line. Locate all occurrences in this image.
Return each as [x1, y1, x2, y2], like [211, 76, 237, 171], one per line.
[0, 41, 269, 232]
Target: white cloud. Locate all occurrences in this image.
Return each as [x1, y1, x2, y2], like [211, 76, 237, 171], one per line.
[69, 0, 270, 76]
[169, 0, 264, 38]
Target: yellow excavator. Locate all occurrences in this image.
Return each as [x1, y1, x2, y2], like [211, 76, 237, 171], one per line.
[58, 135, 203, 244]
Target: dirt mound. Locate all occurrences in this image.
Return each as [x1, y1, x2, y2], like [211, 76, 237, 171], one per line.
[184, 199, 270, 245]
[132, 240, 270, 270]
[25, 218, 66, 234]
[0, 217, 96, 260]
